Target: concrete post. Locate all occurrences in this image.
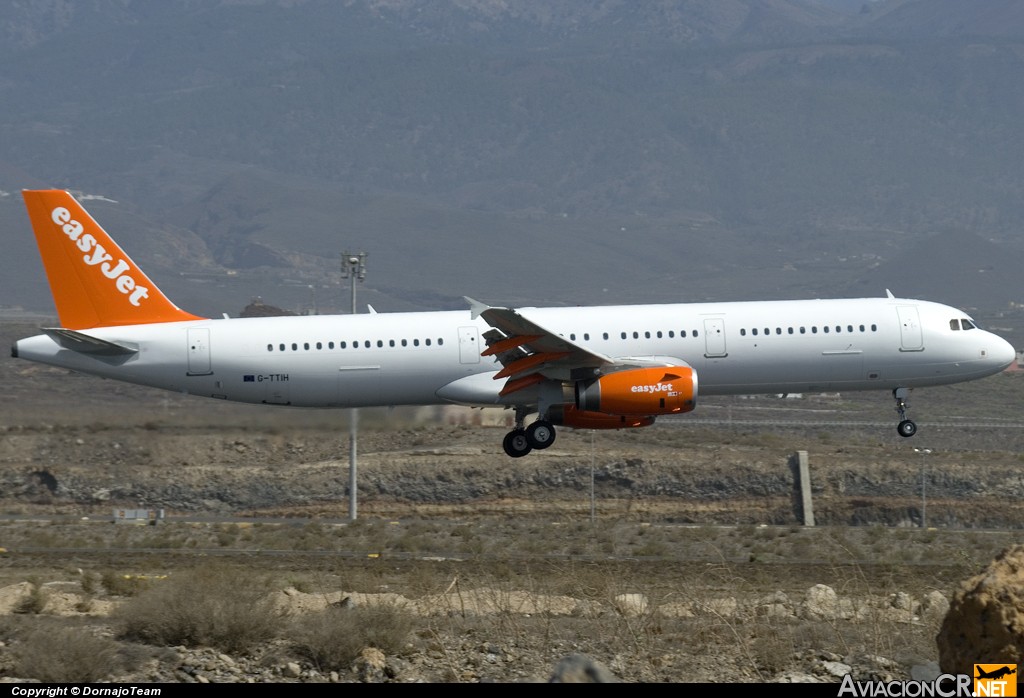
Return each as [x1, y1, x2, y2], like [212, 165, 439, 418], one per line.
[795, 450, 815, 526]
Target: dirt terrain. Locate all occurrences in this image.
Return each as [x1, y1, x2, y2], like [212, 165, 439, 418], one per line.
[0, 318, 1022, 683]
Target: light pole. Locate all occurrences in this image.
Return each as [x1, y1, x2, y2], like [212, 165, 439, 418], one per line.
[914, 447, 932, 529]
[341, 252, 367, 522]
[590, 430, 596, 524]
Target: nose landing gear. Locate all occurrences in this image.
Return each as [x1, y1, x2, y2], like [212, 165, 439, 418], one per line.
[894, 387, 917, 438]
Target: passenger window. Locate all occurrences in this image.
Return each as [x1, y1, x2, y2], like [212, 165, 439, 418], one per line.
[584, 333, 590, 341]
[741, 329, 747, 336]
[633, 332, 639, 339]
[329, 342, 335, 349]
[603, 333, 609, 340]
[752, 328, 758, 336]
[291, 343, 298, 351]
[267, 344, 273, 352]
[401, 339, 407, 347]
[621, 332, 627, 340]
[871, 324, 877, 331]
[438, 338, 444, 345]
[426, 339, 432, 346]
[787, 328, 794, 335]
[669, 331, 675, 338]
[570, 333, 576, 340]
[316, 342, 322, 350]
[823, 326, 829, 334]
[693, 330, 699, 337]
[279, 343, 285, 351]
[414, 339, 420, 346]
[389, 340, 395, 347]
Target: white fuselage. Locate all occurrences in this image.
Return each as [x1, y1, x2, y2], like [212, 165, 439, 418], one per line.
[13, 296, 1016, 409]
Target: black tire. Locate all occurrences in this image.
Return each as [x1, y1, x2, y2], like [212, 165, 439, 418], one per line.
[526, 420, 556, 450]
[897, 420, 918, 438]
[503, 430, 532, 458]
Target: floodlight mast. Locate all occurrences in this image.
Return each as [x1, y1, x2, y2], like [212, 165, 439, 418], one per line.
[340, 251, 367, 521]
[340, 252, 367, 313]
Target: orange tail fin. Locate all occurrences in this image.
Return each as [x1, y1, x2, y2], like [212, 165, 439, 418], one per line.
[22, 190, 204, 329]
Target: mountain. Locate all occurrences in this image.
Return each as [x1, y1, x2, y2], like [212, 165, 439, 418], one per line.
[0, 0, 1022, 332]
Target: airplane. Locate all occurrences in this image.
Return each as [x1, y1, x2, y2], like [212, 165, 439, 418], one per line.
[976, 666, 1016, 681]
[11, 189, 1018, 458]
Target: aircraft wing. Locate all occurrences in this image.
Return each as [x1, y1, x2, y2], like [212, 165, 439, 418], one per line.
[466, 297, 683, 397]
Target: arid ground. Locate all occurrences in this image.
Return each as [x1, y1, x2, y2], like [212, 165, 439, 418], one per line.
[0, 318, 1021, 683]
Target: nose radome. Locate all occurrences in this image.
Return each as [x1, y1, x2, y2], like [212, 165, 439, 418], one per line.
[991, 335, 1017, 369]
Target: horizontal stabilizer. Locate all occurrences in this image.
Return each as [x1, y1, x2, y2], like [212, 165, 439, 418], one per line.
[41, 328, 138, 356]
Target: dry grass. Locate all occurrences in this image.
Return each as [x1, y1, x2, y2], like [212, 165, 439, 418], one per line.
[0, 522, 992, 682]
[115, 563, 284, 654]
[10, 622, 127, 682]
[289, 603, 415, 672]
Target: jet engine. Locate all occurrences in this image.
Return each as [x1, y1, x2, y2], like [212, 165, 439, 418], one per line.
[547, 404, 655, 430]
[575, 366, 697, 416]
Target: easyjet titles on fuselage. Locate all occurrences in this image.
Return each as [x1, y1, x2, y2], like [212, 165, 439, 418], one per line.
[51, 206, 150, 306]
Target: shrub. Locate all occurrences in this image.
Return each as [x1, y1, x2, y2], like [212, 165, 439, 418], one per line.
[115, 564, 284, 654]
[13, 626, 123, 682]
[288, 602, 414, 672]
[14, 580, 47, 615]
[101, 571, 153, 597]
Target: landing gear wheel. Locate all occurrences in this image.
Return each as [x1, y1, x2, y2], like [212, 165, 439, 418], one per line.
[893, 388, 917, 438]
[503, 430, 533, 458]
[525, 420, 556, 450]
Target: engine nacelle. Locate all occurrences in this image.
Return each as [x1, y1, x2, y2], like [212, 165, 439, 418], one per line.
[548, 405, 655, 430]
[575, 366, 697, 416]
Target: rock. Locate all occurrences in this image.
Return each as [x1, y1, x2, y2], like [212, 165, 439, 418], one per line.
[920, 590, 949, 623]
[613, 593, 648, 616]
[912, 661, 941, 681]
[354, 647, 387, 683]
[802, 584, 840, 620]
[548, 653, 619, 683]
[937, 544, 1024, 675]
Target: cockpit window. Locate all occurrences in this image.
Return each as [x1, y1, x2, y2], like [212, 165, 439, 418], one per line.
[950, 320, 960, 331]
[962, 319, 976, 330]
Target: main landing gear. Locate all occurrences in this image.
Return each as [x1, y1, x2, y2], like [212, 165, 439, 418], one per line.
[502, 407, 557, 458]
[894, 387, 917, 438]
